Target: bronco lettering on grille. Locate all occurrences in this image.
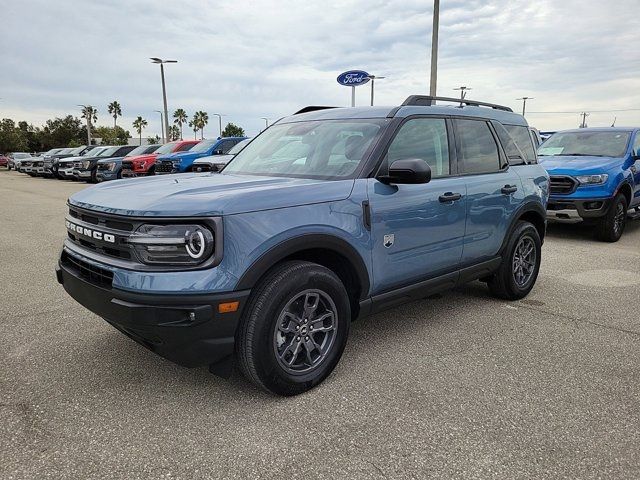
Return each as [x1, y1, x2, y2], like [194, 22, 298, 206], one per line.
[66, 220, 116, 243]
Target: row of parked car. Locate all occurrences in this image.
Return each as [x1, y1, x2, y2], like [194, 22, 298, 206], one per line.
[4, 136, 250, 182]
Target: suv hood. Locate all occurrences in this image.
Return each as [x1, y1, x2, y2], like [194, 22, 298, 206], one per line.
[539, 155, 622, 175]
[69, 173, 355, 216]
[194, 154, 233, 164]
[97, 156, 126, 164]
[124, 153, 158, 163]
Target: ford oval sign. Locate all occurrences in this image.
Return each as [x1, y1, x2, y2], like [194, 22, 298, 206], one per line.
[337, 70, 371, 87]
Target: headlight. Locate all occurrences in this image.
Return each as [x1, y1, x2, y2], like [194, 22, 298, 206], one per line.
[103, 162, 116, 170]
[576, 174, 608, 185]
[127, 224, 214, 265]
[82, 161, 91, 169]
[171, 160, 181, 167]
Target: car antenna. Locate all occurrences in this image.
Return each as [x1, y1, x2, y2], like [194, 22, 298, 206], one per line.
[611, 116, 617, 127]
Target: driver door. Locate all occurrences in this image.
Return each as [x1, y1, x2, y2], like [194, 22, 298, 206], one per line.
[367, 117, 467, 295]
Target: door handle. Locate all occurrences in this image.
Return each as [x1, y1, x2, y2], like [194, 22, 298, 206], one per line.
[439, 192, 462, 203]
[501, 185, 518, 195]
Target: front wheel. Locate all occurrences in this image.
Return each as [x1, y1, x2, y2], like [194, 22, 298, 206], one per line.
[236, 261, 351, 396]
[488, 221, 541, 300]
[595, 194, 627, 242]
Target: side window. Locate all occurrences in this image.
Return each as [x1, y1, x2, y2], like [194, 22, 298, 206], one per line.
[455, 119, 501, 174]
[387, 118, 450, 177]
[633, 132, 640, 156]
[220, 141, 234, 154]
[504, 124, 537, 164]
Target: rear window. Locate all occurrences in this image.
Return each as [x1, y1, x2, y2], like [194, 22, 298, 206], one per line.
[455, 119, 501, 174]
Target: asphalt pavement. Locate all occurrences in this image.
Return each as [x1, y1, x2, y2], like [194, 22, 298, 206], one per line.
[1, 170, 638, 479]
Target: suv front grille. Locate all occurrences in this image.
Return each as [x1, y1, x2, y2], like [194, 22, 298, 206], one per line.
[67, 207, 134, 259]
[122, 160, 133, 170]
[549, 176, 578, 195]
[61, 251, 113, 288]
[155, 161, 174, 173]
[97, 163, 111, 171]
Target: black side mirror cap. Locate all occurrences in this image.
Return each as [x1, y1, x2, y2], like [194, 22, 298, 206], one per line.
[379, 159, 432, 184]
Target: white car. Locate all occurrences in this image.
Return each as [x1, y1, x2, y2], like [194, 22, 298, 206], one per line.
[57, 146, 110, 179]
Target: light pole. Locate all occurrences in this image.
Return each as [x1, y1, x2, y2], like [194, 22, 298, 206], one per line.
[366, 75, 386, 106]
[150, 58, 176, 147]
[260, 117, 269, 130]
[454, 86, 471, 106]
[429, 0, 440, 97]
[212, 113, 224, 137]
[517, 97, 534, 116]
[154, 110, 164, 142]
[78, 104, 95, 146]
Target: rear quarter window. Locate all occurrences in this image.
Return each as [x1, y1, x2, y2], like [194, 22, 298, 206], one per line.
[504, 124, 537, 164]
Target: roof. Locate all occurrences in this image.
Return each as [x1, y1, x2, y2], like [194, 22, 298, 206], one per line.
[279, 103, 528, 126]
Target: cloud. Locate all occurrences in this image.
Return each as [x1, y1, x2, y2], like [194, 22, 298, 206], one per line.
[0, 0, 638, 136]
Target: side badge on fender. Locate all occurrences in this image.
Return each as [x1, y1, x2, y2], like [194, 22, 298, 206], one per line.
[383, 234, 395, 248]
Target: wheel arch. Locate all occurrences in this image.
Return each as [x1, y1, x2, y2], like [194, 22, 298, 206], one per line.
[616, 181, 632, 206]
[235, 234, 371, 317]
[500, 202, 547, 254]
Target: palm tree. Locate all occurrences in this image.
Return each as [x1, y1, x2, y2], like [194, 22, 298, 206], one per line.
[132, 116, 148, 145]
[81, 105, 98, 125]
[173, 108, 187, 140]
[188, 120, 198, 140]
[107, 101, 122, 128]
[193, 111, 209, 139]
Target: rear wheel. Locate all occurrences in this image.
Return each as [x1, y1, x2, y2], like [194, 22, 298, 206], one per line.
[488, 221, 541, 300]
[236, 261, 350, 396]
[595, 193, 627, 242]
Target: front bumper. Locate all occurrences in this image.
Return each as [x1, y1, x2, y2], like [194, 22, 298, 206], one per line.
[74, 169, 92, 180]
[547, 197, 613, 222]
[96, 171, 117, 182]
[56, 253, 250, 369]
[58, 167, 75, 178]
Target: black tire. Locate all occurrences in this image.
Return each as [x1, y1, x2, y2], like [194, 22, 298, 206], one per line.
[595, 193, 627, 242]
[236, 261, 351, 396]
[488, 221, 541, 300]
[116, 169, 122, 180]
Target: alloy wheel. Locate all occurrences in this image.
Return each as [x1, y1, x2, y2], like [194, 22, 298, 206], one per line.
[512, 236, 536, 287]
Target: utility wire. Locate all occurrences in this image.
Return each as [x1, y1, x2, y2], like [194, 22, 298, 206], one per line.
[527, 108, 640, 114]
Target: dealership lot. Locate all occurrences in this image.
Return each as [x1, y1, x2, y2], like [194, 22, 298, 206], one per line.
[1, 171, 639, 479]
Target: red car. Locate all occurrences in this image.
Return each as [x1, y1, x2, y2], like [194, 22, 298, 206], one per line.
[0, 154, 9, 168]
[121, 140, 199, 177]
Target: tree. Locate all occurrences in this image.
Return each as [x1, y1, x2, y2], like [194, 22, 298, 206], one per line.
[169, 125, 181, 141]
[188, 119, 198, 140]
[107, 101, 122, 128]
[147, 135, 161, 145]
[39, 116, 87, 149]
[0, 119, 28, 152]
[221, 122, 245, 138]
[80, 106, 98, 144]
[193, 111, 208, 139]
[132, 116, 148, 145]
[173, 108, 187, 139]
[94, 126, 130, 145]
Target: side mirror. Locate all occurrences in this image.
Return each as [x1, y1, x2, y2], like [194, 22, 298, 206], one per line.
[380, 159, 432, 184]
[215, 149, 223, 155]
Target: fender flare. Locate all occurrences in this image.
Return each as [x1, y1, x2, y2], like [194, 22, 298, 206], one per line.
[499, 202, 547, 254]
[235, 233, 370, 299]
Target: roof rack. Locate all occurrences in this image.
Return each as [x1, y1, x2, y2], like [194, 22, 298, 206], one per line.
[401, 95, 513, 112]
[294, 106, 338, 115]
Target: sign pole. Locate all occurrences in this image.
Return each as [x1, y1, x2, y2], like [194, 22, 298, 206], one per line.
[351, 86, 356, 107]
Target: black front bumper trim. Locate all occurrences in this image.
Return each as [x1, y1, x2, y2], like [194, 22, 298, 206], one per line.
[56, 262, 250, 369]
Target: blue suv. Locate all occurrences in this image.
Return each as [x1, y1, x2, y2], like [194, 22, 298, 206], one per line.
[56, 96, 549, 395]
[155, 137, 246, 174]
[540, 128, 640, 241]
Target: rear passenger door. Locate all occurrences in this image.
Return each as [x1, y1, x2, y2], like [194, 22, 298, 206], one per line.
[368, 117, 467, 293]
[454, 119, 524, 264]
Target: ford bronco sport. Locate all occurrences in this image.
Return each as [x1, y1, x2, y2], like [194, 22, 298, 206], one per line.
[56, 96, 549, 395]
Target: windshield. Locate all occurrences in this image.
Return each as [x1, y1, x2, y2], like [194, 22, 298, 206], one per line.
[190, 139, 217, 153]
[126, 144, 158, 157]
[98, 146, 119, 157]
[228, 138, 251, 155]
[224, 120, 384, 179]
[69, 146, 85, 155]
[14, 153, 31, 159]
[539, 131, 630, 157]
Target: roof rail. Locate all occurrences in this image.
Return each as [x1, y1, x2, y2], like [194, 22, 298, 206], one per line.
[294, 106, 338, 115]
[401, 95, 513, 112]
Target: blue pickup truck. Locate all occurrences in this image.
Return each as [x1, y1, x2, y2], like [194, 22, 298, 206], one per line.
[540, 127, 640, 241]
[56, 96, 548, 395]
[155, 137, 246, 174]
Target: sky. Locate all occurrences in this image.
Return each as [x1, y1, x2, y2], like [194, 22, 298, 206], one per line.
[1, 0, 639, 138]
